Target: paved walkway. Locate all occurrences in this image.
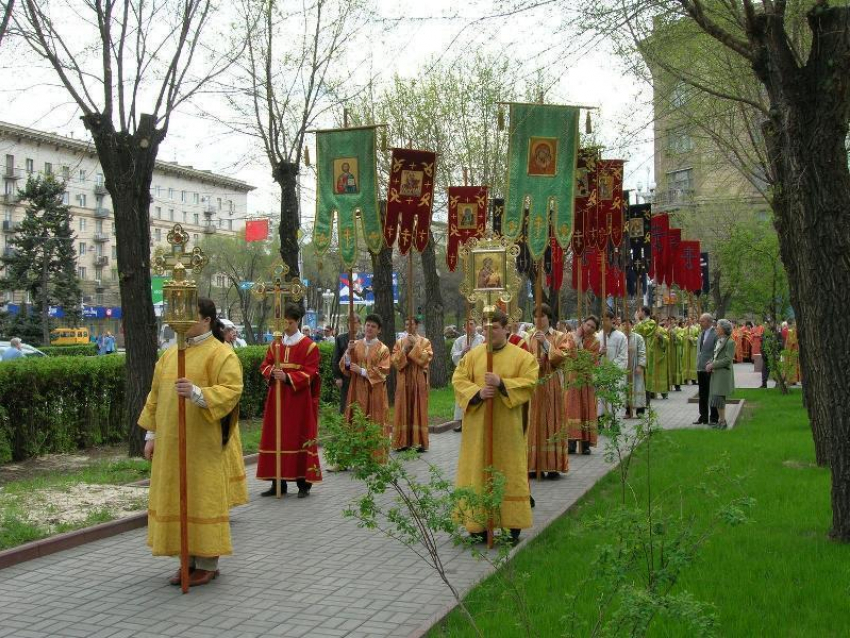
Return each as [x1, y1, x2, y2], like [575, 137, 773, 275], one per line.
[0, 365, 761, 638]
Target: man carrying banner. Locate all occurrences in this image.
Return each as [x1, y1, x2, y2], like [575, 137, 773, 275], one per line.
[453, 310, 538, 545]
[256, 304, 322, 499]
[392, 317, 434, 452]
[140, 298, 247, 587]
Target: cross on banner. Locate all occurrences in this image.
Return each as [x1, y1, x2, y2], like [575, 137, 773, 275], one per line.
[252, 262, 305, 335]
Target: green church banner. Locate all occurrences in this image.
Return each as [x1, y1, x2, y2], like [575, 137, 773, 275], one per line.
[503, 103, 580, 260]
[314, 126, 382, 267]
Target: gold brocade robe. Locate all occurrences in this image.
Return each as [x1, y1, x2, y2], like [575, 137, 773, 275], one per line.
[340, 338, 391, 433]
[564, 332, 601, 445]
[524, 329, 569, 474]
[453, 342, 539, 532]
[392, 335, 434, 450]
[138, 337, 247, 558]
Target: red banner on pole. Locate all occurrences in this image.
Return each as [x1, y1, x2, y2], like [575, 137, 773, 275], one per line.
[385, 149, 437, 254]
[572, 149, 597, 257]
[597, 159, 624, 250]
[446, 186, 487, 271]
[649, 213, 669, 284]
[678, 240, 702, 292]
[245, 219, 269, 242]
[666, 227, 682, 287]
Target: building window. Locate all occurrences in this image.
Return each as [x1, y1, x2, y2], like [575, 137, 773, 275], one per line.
[666, 128, 694, 154]
[79, 169, 86, 182]
[44, 162, 52, 175]
[95, 220, 103, 233]
[62, 193, 69, 205]
[95, 172, 104, 186]
[215, 274, 227, 288]
[111, 222, 115, 235]
[78, 193, 87, 208]
[182, 211, 187, 223]
[168, 188, 174, 200]
[155, 228, 161, 242]
[181, 190, 187, 203]
[95, 268, 103, 281]
[79, 218, 87, 232]
[227, 219, 232, 230]
[666, 168, 694, 202]
[671, 81, 689, 108]
[155, 206, 162, 219]
[193, 233, 199, 243]
[193, 192, 199, 204]
[96, 292, 104, 305]
[4, 154, 13, 173]
[62, 166, 70, 181]
[218, 218, 223, 228]
[229, 200, 234, 214]
[26, 159, 34, 174]
[78, 242, 87, 256]
[217, 197, 222, 211]
[112, 246, 117, 259]
[111, 268, 118, 281]
[78, 266, 87, 279]
[193, 213, 199, 225]
[168, 209, 174, 221]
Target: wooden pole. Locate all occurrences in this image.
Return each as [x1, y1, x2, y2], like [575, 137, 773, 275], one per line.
[600, 250, 607, 319]
[534, 261, 544, 482]
[484, 306, 495, 549]
[176, 337, 190, 594]
[273, 283, 285, 499]
[578, 260, 583, 321]
[408, 250, 415, 324]
[348, 269, 355, 342]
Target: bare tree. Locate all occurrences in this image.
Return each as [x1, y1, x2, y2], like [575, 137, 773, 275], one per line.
[14, 0, 244, 455]
[228, 0, 363, 278]
[0, 0, 14, 47]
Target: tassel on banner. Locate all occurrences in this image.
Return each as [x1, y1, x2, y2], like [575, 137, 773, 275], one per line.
[497, 108, 505, 131]
[585, 110, 592, 134]
[303, 145, 310, 167]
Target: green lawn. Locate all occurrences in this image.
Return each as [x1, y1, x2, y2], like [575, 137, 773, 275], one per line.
[428, 386, 457, 422]
[430, 389, 849, 637]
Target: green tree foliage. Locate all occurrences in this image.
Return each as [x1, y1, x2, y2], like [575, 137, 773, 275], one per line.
[0, 175, 81, 345]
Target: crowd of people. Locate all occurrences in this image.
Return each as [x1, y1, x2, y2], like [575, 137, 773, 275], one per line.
[137, 297, 799, 587]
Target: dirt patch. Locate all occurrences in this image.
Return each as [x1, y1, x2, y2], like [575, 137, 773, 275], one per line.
[2, 483, 148, 533]
[0, 445, 129, 486]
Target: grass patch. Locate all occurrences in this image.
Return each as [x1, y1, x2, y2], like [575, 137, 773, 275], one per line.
[430, 388, 849, 637]
[428, 386, 456, 422]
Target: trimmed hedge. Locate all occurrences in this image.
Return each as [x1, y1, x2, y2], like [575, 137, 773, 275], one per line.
[40, 344, 100, 357]
[0, 338, 454, 463]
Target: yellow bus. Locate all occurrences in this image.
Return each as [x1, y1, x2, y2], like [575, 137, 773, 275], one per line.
[50, 327, 90, 345]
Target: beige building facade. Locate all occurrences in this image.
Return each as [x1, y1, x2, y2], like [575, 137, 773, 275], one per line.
[0, 121, 254, 336]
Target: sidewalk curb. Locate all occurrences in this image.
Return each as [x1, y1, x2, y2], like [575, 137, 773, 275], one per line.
[0, 453, 260, 572]
[429, 420, 459, 434]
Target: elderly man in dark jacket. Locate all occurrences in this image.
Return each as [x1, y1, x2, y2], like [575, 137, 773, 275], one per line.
[694, 313, 719, 425]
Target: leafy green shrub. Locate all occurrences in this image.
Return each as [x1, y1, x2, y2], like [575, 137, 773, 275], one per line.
[40, 344, 99, 357]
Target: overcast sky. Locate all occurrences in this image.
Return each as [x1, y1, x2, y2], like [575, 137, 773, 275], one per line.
[0, 0, 656, 222]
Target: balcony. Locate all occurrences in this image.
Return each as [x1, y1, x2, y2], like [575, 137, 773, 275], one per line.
[203, 223, 217, 235]
[203, 205, 215, 217]
[94, 256, 109, 267]
[95, 283, 106, 293]
[3, 168, 22, 181]
[93, 232, 109, 243]
[2, 220, 20, 232]
[94, 207, 110, 218]
[93, 183, 107, 196]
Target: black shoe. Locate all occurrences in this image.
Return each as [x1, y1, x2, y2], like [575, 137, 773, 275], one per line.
[416, 446, 427, 453]
[396, 446, 410, 452]
[453, 424, 462, 432]
[662, 393, 668, 399]
[508, 528, 521, 547]
[260, 481, 286, 497]
[581, 442, 591, 455]
[295, 479, 312, 498]
[708, 420, 719, 426]
[675, 385, 682, 391]
[759, 384, 767, 388]
[692, 419, 707, 425]
[530, 495, 535, 508]
[546, 471, 561, 480]
[297, 488, 310, 499]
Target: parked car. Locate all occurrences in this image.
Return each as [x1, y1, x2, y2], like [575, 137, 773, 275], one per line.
[0, 341, 48, 358]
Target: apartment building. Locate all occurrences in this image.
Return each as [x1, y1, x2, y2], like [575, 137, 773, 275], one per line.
[0, 121, 254, 336]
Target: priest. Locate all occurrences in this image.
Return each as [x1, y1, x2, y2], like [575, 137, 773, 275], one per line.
[453, 309, 538, 546]
[341, 313, 392, 440]
[634, 306, 669, 402]
[256, 304, 322, 498]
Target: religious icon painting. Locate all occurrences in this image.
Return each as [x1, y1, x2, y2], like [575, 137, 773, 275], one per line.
[598, 173, 614, 200]
[629, 217, 644, 239]
[527, 137, 558, 177]
[575, 167, 590, 198]
[399, 169, 424, 198]
[457, 203, 478, 230]
[333, 157, 359, 195]
[472, 249, 508, 292]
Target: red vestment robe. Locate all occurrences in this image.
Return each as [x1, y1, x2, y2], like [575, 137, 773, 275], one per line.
[256, 335, 322, 483]
[392, 335, 433, 450]
[564, 332, 600, 445]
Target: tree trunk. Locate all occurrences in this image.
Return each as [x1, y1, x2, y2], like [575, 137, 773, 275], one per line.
[273, 161, 301, 280]
[370, 228, 397, 402]
[754, 5, 850, 538]
[82, 113, 162, 457]
[40, 247, 50, 345]
[420, 230, 447, 387]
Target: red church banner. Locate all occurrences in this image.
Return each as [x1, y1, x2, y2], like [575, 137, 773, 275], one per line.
[245, 218, 269, 242]
[572, 149, 597, 257]
[446, 186, 487, 271]
[678, 240, 702, 292]
[666, 227, 682, 287]
[545, 230, 565, 292]
[597, 159, 624, 250]
[384, 148, 437, 254]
